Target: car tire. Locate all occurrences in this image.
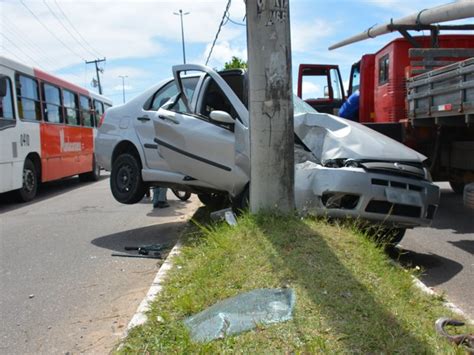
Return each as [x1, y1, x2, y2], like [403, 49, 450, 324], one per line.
[232, 185, 249, 213]
[464, 183, 474, 209]
[79, 156, 101, 182]
[172, 189, 191, 201]
[16, 158, 38, 202]
[449, 180, 465, 194]
[197, 193, 228, 208]
[110, 153, 146, 204]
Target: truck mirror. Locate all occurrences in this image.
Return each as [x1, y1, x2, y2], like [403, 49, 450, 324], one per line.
[324, 85, 329, 98]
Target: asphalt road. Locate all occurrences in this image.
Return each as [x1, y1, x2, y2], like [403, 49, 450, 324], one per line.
[399, 182, 474, 319]
[0, 174, 200, 354]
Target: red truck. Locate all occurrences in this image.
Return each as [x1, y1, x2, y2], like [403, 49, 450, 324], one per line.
[298, 31, 474, 193]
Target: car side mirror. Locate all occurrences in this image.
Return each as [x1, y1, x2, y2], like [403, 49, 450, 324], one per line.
[0, 77, 7, 97]
[210, 110, 234, 124]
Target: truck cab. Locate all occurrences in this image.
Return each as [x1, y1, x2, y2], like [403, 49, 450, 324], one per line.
[296, 64, 345, 115]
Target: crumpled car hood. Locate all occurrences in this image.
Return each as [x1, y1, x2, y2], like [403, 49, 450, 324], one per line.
[293, 112, 427, 163]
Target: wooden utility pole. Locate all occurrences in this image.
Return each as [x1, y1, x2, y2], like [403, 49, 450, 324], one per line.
[86, 58, 106, 94]
[246, 0, 295, 213]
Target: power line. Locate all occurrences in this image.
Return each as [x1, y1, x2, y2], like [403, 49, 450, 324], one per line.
[205, 0, 232, 65]
[225, 12, 246, 26]
[1, 45, 24, 62]
[1, 33, 45, 69]
[42, 0, 97, 59]
[53, 0, 104, 58]
[20, 0, 86, 62]
[3, 17, 59, 70]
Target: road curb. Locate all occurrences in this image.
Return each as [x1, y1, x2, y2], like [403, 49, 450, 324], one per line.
[123, 240, 183, 335]
[412, 276, 473, 324]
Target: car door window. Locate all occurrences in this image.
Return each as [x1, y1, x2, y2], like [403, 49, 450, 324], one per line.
[148, 77, 199, 112]
[200, 78, 238, 121]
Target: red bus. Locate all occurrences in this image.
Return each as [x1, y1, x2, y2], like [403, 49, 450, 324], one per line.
[0, 56, 112, 202]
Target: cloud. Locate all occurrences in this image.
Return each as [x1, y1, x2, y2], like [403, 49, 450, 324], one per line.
[291, 19, 334, 52]
[2, 0, 245, 71]
[200, 40, 247, 68]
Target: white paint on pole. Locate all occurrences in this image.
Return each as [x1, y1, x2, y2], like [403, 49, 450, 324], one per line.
[246, 0, 295, 213]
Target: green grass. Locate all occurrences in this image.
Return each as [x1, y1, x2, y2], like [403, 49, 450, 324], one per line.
[118, 211, 472, 353]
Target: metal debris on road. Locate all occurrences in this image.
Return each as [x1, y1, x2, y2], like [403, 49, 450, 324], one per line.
[111, 243, 170, 259]
[210, 208, 238, 226]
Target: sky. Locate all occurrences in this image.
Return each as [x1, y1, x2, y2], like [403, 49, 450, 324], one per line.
[1, 0, 473, 104]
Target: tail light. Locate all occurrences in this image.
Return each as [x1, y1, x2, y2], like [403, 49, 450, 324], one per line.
[98, 112, 106, 128]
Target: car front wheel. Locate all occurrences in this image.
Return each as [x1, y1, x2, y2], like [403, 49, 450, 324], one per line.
[110, 153, 145, 204]
[197, 193, 228, 208]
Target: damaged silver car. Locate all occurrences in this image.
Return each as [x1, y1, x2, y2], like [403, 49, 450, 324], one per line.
[96, 64, 439, 242]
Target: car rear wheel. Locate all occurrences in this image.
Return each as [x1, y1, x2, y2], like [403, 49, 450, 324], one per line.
[110, 153, 145, 204]
[172, 189, 191, 201]
[16, 158, 38, 202]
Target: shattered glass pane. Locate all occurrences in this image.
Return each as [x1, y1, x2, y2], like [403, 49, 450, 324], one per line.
[184, 288, 295, 342]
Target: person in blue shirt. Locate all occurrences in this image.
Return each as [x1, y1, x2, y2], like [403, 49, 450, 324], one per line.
[339, 90, 360, 122]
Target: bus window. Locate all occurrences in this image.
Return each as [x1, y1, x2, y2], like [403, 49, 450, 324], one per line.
[93, 100, 104, 127]
[0, 77, 15, 120]
[16, 74, 41, 121]
[80, 95, 93, 127]
[42, 83, 63, 123]
[63, 89, 80, 125]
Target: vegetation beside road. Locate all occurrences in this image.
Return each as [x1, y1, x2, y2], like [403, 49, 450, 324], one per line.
[119, 212, 471, 353]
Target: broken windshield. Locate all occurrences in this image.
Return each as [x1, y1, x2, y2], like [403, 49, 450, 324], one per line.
[294, 95, 319, 115]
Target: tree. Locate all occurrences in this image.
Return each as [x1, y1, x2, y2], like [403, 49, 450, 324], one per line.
[223, 56, 247, 70]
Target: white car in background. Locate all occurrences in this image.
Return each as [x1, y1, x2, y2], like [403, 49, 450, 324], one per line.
[96, 64, 439, 244]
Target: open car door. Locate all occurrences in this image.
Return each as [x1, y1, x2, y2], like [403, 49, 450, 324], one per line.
[152, 64, 249, 196]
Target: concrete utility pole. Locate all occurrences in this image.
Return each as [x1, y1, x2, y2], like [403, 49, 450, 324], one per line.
[86, 58, 106, 94]
[118, 75, 127, 103]
[246, 0, 295, 213]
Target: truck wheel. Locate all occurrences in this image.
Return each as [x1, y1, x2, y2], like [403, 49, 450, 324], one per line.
[449, 181, 465, 194]
[17, 159, 38, 202]
[79, 156, 101, 182]
[110, 153, 145, 204]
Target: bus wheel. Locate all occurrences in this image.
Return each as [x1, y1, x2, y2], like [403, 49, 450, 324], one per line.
[17, 159, 38, 202]
[110, 153, 145, 204]
[79, 156, 101, 182]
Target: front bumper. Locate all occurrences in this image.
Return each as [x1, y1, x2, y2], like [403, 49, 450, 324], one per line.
[295, 162, 440, 228]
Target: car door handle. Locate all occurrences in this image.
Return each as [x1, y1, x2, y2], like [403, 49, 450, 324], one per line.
[158, 114, 179, 124]
[137, 116, 150, 122]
